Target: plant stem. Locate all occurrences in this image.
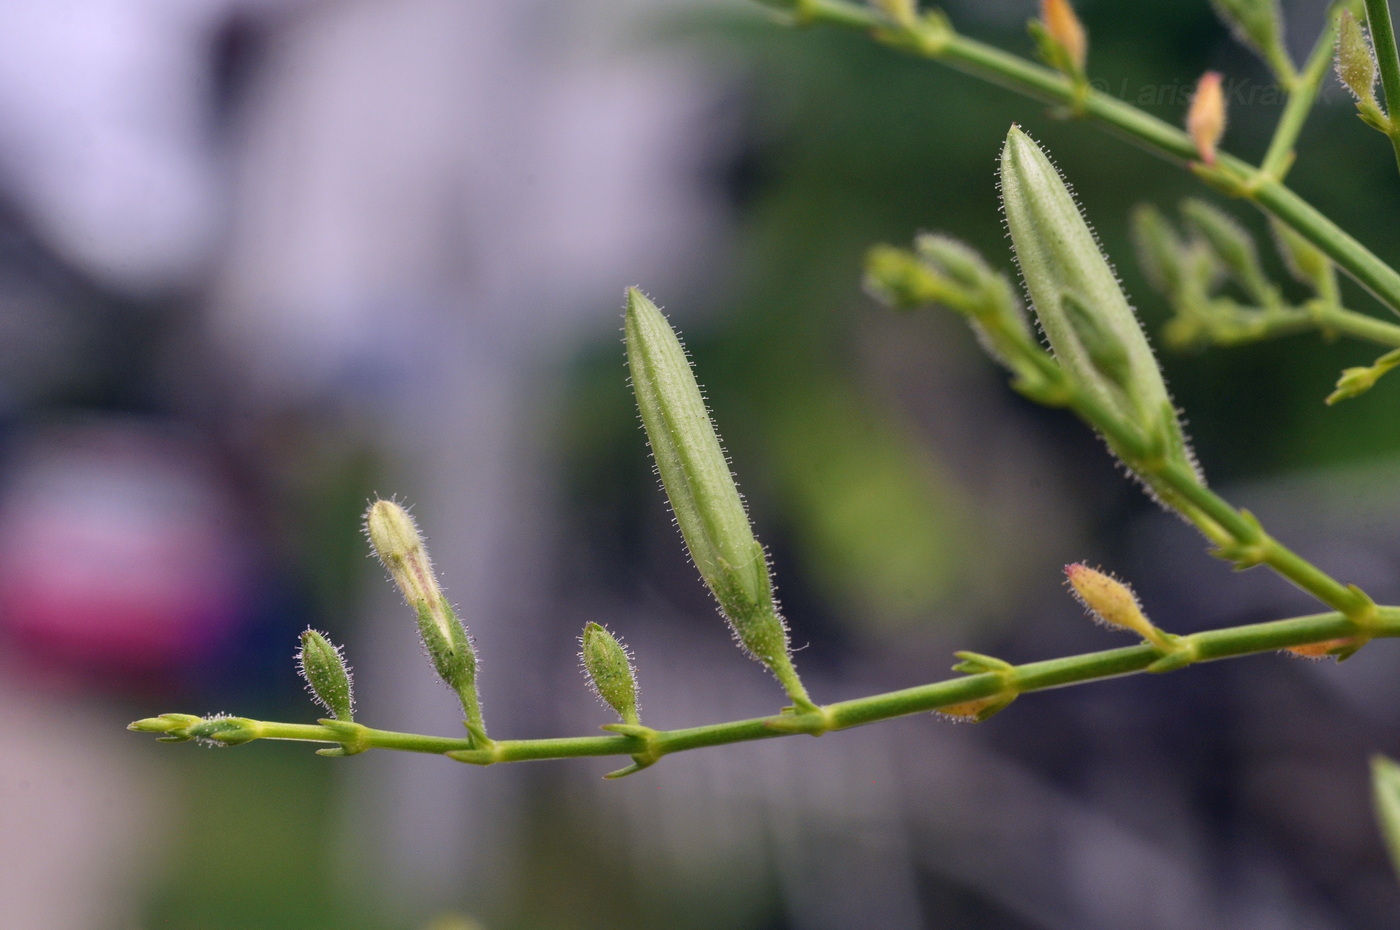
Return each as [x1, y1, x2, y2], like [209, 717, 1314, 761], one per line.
[765, 0, 1400, 318]
[1364, 0, 1400, 173]
[146, 606, 1400, 767]
[1008, 348, 1371, 617]
[1260, 11, 1339, 180]
[1317, 303, 1400, 345]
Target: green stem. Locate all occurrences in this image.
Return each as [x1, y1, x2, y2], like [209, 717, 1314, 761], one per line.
[1316, 303, 1400, 345]
[1011, 349, 1370, 616]
[1364, 0, 1400, 173]
[141, 607, 1400, 766]
[1260, 11, 1339, 179]
[769, 0, 1400, 318]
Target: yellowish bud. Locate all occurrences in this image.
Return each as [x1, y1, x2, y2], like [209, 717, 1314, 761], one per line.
[1187, 72, 1227, 165]
[365, 498, 487, 743]
[1065, 563, 1168, 647]
[366, 499, 451, 643]
[1040, 0, 1087, 74]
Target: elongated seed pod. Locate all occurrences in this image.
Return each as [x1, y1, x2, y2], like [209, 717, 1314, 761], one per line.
[624, 288, 807, 701]
[999, 127, 1203, 501]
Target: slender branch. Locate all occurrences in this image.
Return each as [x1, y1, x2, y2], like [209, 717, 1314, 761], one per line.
[1165, 301, 1400, 350]
[1364, 0, 1400, 173]
[134, 606, 1400, 767]
[1005, 344, 1375, 618]
[1317, 302, 1400, 345]
[1260, 10, 1339, 180]
[764, 0, 1400, 318]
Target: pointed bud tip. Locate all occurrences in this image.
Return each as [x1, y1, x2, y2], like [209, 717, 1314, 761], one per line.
[1187, 72, 1227, 165]
[365, 498, 423, 565]
[297, 627, 355, 721]
[1065, 563, 1157, 641]
[1040, 0, 1087, 73]
[579, 621, 640, 724]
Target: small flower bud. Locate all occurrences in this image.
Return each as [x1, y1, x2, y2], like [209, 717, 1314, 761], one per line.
[580, 622, 640, 725]
[624, 288, 811, 708]
[1065, 563, 1171, 649]
[128, 713, 202, 741]
[1038, 0, 1087, 75]
[867, 235, 1031, 369]
[1187, 72, 1227, 166]
[365, 498, 487, 742]
[1336, 9, 1381, 109]
[1131, 204, 1190, 295]
[188, 715, 264, 748]
[1180, 200, 1275, 306]
[297, 628, 355, 721]
[863, 244, 949, 310]
[1209, 0, 1292, 83]
[999, 127, 1203, 505]
[1326, 348, 1400, 405]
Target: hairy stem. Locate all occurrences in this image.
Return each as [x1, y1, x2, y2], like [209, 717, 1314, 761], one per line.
[145, 607, 1400, 767]
[1364, 0, 1400, 173]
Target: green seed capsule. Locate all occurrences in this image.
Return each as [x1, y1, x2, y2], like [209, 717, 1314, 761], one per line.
[580, 622, 639, 725]
[365, 498, 487, 742]
[297, 628, 355, 721]
[1336, 9, 1381, 108]
[624, 288, 811, 707]
[999, 127, 1203, 500]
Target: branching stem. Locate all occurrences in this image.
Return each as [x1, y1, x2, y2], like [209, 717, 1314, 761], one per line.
[150, 607, 1400, 769]
[760, 0, 1400, 318]
[1364, 0, 1400, 173]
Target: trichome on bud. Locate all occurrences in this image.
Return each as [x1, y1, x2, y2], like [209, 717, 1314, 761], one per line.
[580, 622, 640, 725]
[623, 287, 813, 710]
[297, 628, 355, 721]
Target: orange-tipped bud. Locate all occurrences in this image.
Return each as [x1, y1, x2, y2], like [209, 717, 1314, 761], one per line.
[938, 694, 1015, 723]
[1284, 637, 1363, 659]
[1040, 0, 1087, 74]
[1187, 72, 1227, 165]
[1065, 563, 1167, 647]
